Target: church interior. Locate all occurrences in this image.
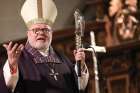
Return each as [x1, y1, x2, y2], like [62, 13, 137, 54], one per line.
[0, 0, 140, 93]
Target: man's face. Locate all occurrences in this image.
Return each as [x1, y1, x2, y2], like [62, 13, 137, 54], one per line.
[27, 23, 53, 50]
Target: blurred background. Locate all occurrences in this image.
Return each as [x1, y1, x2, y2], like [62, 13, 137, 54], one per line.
[0, 0, 140, 93]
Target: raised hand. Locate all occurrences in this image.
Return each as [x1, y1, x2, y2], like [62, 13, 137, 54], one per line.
[3, 42, 24, 69]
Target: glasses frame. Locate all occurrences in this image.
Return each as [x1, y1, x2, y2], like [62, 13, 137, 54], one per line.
[30, 28, 53, 34]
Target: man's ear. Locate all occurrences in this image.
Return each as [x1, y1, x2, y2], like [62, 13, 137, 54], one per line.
[26, 31, 28, 35]
[27, 31, 30, 36]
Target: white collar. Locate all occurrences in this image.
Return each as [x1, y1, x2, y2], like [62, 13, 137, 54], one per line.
[38, 48, 49, 56]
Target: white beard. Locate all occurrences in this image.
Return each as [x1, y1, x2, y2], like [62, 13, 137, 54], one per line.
[28, 39, 51, 50]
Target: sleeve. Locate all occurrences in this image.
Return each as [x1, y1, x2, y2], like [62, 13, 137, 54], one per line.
[75, 62, 89, 90]
[3, 60, 19, 92]
[0, 69, 9, 93]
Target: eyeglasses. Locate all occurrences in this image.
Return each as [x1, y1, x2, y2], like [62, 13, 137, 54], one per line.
[30, 28, 52, 34]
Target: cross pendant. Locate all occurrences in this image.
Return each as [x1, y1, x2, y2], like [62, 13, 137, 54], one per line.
[49, 69, 59, 81]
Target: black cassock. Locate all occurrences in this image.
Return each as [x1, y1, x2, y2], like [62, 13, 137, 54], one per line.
[0, 45, 79, 93]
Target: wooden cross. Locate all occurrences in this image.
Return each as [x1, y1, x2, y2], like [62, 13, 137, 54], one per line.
[49, 69, 59, 81]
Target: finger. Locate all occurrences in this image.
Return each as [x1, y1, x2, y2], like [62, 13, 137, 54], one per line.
[77, 52, 85, 57]
[11, 43, 18, 53]
[77, 48, 84, 52]
[77, 55, 85, 60]
[77, 53, 84, 57]
[17, 44, 24, 52]
[7, 42, 13, 51]
[3, 44, 8, 50]
[19, 44, 24, 51]
[73, 50, 77, 55]
[15, 44, 24, 57]
[77, 50, 84, 55]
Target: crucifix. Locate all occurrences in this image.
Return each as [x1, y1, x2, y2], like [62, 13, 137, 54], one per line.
[49, 68, 59, 81]
[84, 31, 106, 93]
[90, 31, 106, 93]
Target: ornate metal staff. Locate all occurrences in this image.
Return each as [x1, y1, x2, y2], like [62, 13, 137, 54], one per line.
[74, 9, 85, 90]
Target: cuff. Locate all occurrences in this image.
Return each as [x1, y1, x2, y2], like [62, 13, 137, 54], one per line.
[3, 60, 19, 92]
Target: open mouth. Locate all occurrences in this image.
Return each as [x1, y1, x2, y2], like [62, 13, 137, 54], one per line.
[37, 37, 46, 41]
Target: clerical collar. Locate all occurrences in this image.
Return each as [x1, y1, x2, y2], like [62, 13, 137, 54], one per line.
[38, 48, 49, 56]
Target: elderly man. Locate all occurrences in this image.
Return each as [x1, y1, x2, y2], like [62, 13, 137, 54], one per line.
[0, 0, 89, 93]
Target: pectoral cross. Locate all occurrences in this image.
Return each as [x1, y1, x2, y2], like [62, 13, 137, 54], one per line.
[49, 69, 59, 81]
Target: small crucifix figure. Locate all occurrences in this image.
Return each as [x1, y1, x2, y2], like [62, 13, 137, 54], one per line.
[49, 69, 59, 81]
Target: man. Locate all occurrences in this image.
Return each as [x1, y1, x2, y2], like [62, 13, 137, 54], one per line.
[0, 0, 89, 93]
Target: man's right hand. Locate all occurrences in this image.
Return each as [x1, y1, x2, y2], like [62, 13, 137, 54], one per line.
[3, 42, 24, 73]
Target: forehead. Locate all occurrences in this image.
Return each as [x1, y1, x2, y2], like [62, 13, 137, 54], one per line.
[29, 23, 51, 30]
